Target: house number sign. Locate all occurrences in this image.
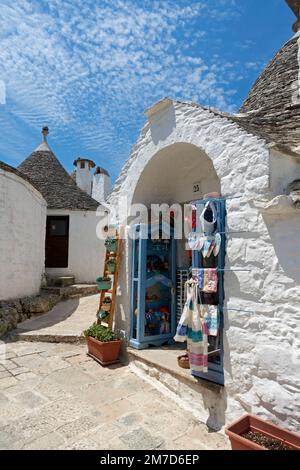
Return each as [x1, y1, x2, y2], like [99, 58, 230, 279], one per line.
[193, 182, 201, 194]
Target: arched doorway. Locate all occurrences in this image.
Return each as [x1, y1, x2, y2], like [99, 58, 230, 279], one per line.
[129, 143, 225, 385]
[132, 143, 220, 206]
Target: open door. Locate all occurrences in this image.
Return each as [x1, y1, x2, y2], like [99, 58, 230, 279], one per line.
[45, 216, 69, 268]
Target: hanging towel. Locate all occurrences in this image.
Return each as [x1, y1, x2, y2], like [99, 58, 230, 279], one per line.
[192, 268, 218, 293]
[204, 268, 218, 293]
[188, 317, 208, 373]
[192, 268, 204, 289]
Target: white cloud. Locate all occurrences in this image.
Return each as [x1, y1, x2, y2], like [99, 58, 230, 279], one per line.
[0, 0, 248, 176]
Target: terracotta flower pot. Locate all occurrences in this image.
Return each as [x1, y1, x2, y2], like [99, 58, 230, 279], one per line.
[225, 414, 300, 451]
[86, 336, 121, 365]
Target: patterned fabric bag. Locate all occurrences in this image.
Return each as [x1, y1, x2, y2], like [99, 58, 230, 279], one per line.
[174, 281, 208, 373]
[174, 281, 194, 342]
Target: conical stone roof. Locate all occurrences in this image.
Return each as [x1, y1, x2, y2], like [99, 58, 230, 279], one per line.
[18, 139, 99, 211]
[235, 34, 300, 154]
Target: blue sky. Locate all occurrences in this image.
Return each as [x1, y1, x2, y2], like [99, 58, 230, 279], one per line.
[0, 0, 296, 181]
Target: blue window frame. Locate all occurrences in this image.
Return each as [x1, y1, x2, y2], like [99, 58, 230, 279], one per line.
[191, 198, 226, 385]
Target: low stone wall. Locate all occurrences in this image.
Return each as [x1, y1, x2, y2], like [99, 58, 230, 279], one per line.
[0, 293, 60, 337]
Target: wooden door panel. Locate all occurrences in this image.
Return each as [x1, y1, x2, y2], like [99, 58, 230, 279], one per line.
[45, 216, 69, 268]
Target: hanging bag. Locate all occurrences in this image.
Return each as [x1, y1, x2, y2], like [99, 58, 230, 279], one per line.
[199, 201, 217, 235]
[174, 280, 195, 342]
[187, 283, 208, 373]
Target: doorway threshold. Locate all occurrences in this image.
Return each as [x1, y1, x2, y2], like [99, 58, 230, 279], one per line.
[127, 345, 222, 393]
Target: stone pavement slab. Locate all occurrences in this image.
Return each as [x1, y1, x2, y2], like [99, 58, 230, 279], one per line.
[0, 340, 230, 450]
[12, 295, 99, 343]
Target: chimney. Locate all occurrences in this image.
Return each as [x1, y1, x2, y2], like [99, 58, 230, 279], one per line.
[92, 166, 111, 203]
[73, 158, 95, 195]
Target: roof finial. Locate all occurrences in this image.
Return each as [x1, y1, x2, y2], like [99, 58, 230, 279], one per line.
[286, 0, 300, 32]
[42, 126, 49, 142]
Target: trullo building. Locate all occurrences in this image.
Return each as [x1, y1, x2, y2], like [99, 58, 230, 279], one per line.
[110, 0, 300, 432]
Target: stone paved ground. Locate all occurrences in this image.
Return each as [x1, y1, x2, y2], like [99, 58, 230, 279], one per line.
[0, 340, 229, 450]
[14, 294, 99, 342]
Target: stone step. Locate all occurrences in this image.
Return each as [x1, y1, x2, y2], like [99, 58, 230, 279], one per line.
[11, 331, 86, 344]
[46, 275, 75, 288]
[41, 284, 98, 299]
[127, 346, 229, 440]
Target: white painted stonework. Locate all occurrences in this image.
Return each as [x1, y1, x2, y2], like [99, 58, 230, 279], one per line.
[92, 172, 111, 203]
[75, 161, 92, 195]
[46, 209, 105, 283]
[0, 167, 46, 300]
[111, 99, 300, 432]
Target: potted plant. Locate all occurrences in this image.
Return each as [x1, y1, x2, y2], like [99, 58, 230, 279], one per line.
[102, 296, 112, 312]
[105, 237, 117, 253]
[84, 324, 121, 365]
[97, 310, 108, 321]
[107, 258, 116, 273]
[96, 276, 112, 290]
[225, 414, 300, 451]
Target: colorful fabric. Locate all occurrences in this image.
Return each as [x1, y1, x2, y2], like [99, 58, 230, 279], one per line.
[213, 233, 222, 257]
[187, 233, 221, 259]
[202, 239, 212, 258]
[206, 268, 218, 293]
[207, 240, 216, 258]
[200, 305, 218, 336]
[192, 268, 218, 293]
[174, 282, 194, 343]
[174, 281, 208, 373]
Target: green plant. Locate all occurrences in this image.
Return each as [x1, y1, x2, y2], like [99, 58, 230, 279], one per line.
[83, 324, 118, 342]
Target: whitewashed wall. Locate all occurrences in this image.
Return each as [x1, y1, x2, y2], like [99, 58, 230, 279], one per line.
[111, 100, 300, 432]
[92, 173, 111, 203]
[0, 166, 46, 300]
[46, 209, 105, 283]
[75, 161, 92, 195]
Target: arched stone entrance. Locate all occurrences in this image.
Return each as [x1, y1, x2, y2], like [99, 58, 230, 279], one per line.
[132, 143, 220, 206]
[111, 99, 295, 431]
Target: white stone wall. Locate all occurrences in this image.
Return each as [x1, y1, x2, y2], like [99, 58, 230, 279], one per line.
[75, 161, 92, 195]
[111, 100, 300, 431]
[0, 167, 46, 300]
[270, 147, 300, 195]
[92, 173, 111, 203]
[46, 209, 105, 283]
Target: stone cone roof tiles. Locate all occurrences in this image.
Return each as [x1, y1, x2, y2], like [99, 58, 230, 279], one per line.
[235, 34, 300, 154]
[18, 144, 100, 211]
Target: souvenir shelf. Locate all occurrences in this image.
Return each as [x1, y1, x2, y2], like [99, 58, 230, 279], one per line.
[176, 269, 189, 323]
[191, 198, 226, 385]
[130, 224, 177, 350]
